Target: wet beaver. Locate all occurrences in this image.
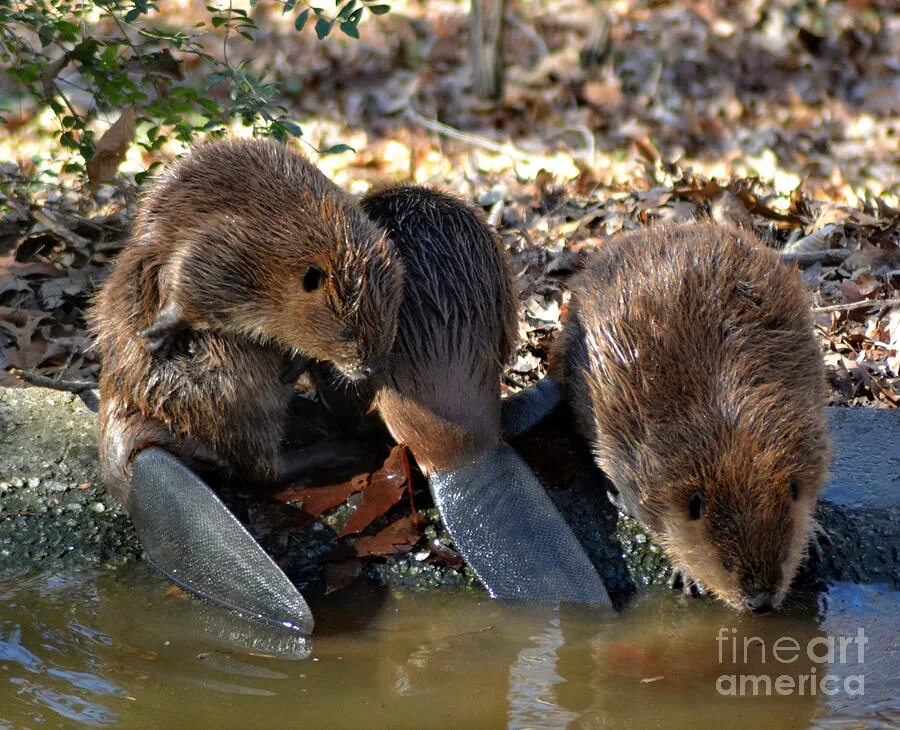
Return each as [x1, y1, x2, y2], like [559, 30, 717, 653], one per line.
[551, 222, 830, 612]
[350, 186, 611, 604]
[89, 138, 403, 496]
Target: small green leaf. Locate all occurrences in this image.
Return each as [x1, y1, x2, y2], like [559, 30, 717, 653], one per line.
[340, 20, 359, 38]
[321, 143, 354, 155]
[294, 8, 310, 30]
[283, 0, 298, 12]
[338, 0, 357, 19]
[37, 24, 54, 47]
[315, 17, 333, 38]
[368, 4, 390, 15]
[278, 120, 303, 137]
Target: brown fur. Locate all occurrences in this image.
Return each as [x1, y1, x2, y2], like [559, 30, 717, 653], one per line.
[551, 222, 830, 611]
[89, 138, 403, 496]
[354, 186, 518, 473]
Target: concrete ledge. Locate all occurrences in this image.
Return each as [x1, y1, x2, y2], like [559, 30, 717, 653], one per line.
[817, 408, 900, 588]
[0, 386, 897, 598]
[0, 387, 138, 571]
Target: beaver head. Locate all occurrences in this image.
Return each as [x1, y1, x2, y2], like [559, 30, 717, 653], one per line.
[635, 409, 829, 612]
[134, 138, 404, 381]
[558, 221, 831, 612]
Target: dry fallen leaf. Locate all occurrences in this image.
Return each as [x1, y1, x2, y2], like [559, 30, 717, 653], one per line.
[349, 514, 425, 558]
[337, 446, 410, 538]
[86, 107, 136, 188]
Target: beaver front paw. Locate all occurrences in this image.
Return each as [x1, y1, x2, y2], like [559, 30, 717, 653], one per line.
[671, 568, 707, 597]
[280, 353, 311, 384]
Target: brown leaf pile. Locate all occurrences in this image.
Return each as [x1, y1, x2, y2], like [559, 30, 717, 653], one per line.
[1, 0, 897, 593]
[268, 446, 429, 593]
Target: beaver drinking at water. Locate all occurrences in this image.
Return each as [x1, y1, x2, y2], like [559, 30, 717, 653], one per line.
[551, 221, 830, 612]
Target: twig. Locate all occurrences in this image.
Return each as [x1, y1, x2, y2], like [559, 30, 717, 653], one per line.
[405, 107, 538, 162]
[811, 298, 900, 314]
[1, 511, 39, 518]
[107, 10, 167, 100]
[30, 208, 92, 248]
[779, 249, 852, 266]
[781, 224, 840, 255]
[8, 367, 96, 394]
[504, 11, 548, 60]
[487, 199, 504, 227]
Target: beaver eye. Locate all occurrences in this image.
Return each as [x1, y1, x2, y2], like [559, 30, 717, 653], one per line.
[722, 558, 734, 573]
[302, 266, 325, 292]
[789, 479, 799, 501]
[688, 492, 704, 520]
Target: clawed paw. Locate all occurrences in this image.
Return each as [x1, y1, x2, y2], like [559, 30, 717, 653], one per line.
[280, 354, 311, 384]
[671, 568, 707, 597]
[606, 486, 628, 514]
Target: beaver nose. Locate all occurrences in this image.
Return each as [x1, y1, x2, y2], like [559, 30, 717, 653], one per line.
[745, 592, 774, 614]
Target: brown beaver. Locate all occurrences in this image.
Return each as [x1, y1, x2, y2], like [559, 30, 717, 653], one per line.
[551, 221, 830, 613]
[89, 138, 404, 498]
[349, 186, 611, 604]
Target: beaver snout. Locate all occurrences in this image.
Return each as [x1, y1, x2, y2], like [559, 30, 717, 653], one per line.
[745, 591, 775, 614]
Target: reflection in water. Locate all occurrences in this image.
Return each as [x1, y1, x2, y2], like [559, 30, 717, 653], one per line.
[0, 572, 127, 727]
[507, 613, 580, 729]
[0, 565, 896, 729]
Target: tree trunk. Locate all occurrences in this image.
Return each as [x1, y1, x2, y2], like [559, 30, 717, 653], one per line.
[470, 0, 506, 100]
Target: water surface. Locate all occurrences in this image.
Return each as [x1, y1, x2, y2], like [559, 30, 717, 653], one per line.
[0, 566, 896, 728]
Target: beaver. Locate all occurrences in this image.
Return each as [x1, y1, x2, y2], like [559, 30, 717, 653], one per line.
[89, 138, 403, 496]
[88, 138, 403, 632]
[351, 186, 612, 604]
[551, 221, 830, 613]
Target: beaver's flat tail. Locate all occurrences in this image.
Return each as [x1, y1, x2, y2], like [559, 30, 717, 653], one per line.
[501, 377, 563, 440]
[428, 443, 612, 606]
[129, 448, 314, 634]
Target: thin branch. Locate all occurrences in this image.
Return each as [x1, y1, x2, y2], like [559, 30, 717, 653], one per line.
[811, 298, 900, 314]
[107, 10, 167, 100]
[7, 367, 97, 394]
[779, 249, 852, 266]
[405, 107, 538, 162]
[30, 208, 92, 248]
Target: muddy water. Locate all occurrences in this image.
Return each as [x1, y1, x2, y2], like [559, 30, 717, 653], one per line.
[0, 566, 896, 729]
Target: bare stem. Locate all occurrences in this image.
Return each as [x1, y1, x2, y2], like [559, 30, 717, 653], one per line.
[7, 367, 96, 394]
[811, 298, 900, 314]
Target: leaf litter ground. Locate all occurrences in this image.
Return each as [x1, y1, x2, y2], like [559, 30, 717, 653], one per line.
[1, 0, 897, 592]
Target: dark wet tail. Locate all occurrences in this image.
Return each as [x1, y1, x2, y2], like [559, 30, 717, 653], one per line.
[128, 448, 314, 634]
[428, 443, 612, 606]
[501, 377, 563, 440]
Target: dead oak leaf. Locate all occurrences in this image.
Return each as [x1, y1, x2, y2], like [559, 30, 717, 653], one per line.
[86, 108, 136, 189]
[349, 514, 425, 558]
[338, 445, 410, 538]
[272, 473, 367, 520]
[325, 558, 363, 594]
